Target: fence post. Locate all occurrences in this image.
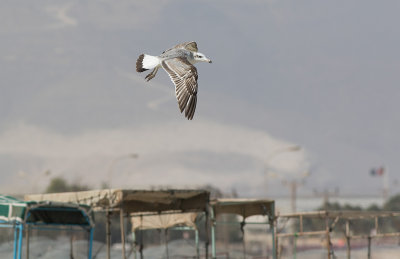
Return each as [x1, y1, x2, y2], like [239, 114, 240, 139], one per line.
[346, 220, 350, 259]
[325, 217, 331, 259]
[120, 208, 126, 259]
[367, 236, 372, 259]
[106, 210, 111, 259]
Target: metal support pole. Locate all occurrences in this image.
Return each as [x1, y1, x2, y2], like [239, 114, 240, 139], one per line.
[13, 225, 18, 259]
[275, 217, 280, 259]
[291, 182, 297, 213]
[132, 231, 137, 259]
[271, 221, 276, 259]
[195, 229, 200, 259]
[17, 224, 23, 259]
[26, 225, 30, 259]
[165, 229, 169, 259]
[210, 208, 216, 259]
[70, 235, 74, 259]
[346, 220, 350, 259]
[139, 228, 144, 259]
[367, 236, 371, 259]
[120, 209, 126, 259]
[205, 211, 209, 259]
[106, 210, 111, 259]
[270, 206, 277, 259]
[241, 220, 246, 257]
[88, 227, 94, 259]
[299, 215, 303, 233]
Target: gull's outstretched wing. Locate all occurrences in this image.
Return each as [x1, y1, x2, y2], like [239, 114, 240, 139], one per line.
[162, 57, 198, 120]
[163, 41, 198, 54]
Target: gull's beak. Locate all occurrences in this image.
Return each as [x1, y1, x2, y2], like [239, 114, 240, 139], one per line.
[208, 59, 212, 63]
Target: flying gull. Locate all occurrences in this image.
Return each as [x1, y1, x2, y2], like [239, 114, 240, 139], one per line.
[136, 41, 212, 120]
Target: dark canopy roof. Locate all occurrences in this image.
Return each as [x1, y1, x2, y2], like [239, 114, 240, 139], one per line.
[26, 202, 92, 226]
[210, 198, 275, 218]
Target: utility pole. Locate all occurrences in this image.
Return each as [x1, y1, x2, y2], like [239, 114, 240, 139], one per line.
[370, 166, 389, 200]
[106, 153, 139, 188]
[282, 171, 309, 213]
[281, 177, 307, 254]
[383, 169, 389, 200]
[264, 145, 302, 195]
[290, 181, 297, 213]
[282, 180, 303, 213]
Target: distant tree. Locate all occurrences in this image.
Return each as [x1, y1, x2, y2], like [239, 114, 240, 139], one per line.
[92, 211, 128, 244]
[367, 204, 381, 211]
[200, 184, 223, 199]
[100, 181, 110, 189]
[383, 194, 400, 211]
[69, 181, 90, 192]
[45, 177, 69, 193]
[303, 202, 371, 234]
[317, 201, 363, 211]
[45, 176, 90, 193]
[383, 194, 400, 231]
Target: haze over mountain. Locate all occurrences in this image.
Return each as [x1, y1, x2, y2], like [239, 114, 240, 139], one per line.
[1, 0, 399, 197]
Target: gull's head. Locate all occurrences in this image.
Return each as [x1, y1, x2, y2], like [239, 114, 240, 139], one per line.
[193, 52, 212, 63]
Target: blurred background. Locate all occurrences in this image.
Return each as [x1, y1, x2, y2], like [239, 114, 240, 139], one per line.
[2, 1, 400, 258]
[1, 0, 400, 213]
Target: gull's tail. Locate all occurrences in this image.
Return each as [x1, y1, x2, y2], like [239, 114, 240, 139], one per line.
[136, 54, 160, 72]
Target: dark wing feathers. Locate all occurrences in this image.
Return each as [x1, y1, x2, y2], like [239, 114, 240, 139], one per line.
[136, 54, 148, 72]
[162, 58, 198, 120]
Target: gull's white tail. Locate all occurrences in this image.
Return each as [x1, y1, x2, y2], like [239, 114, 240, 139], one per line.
[136, 54, 160, 72]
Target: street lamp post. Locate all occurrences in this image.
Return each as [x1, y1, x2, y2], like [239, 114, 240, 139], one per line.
[265, 145, 301, 164]
[281, 171, 309, 213]
[106, 153, 139, 188]
[264, 145, 302, 257]
[105, 153, 138, 259]
[264, 145, 302, 188]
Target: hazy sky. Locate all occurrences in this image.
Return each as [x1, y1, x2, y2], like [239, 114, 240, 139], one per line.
[1, 0, 399, 197]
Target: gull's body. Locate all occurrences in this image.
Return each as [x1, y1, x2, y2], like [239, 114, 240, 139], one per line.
[136, 41, 211, 120]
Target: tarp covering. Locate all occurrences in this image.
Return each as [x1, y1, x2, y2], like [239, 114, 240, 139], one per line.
[25, 189, 115, 209]
[210, 198, 274, 219]
[131, 212, 198, 231]
[121, 190, 209, 213]
[25, 189, 210, 214]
